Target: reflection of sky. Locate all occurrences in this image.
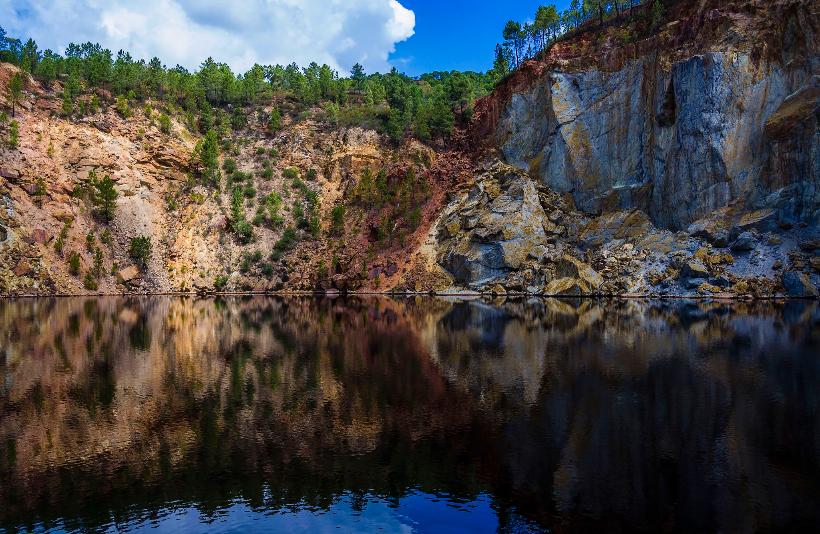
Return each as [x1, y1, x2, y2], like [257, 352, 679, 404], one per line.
[70, 491, 503, 533]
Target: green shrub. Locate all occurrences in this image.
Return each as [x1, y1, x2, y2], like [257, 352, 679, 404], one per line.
[115, 95, 131, 118]
[83, 271, 98, 290]
[129, 236, 152, 269]
[306, 168, 318, 181]
[214, 274, 229, 290]
[260, 262, 274, 277]
[92, 247, 104, 278]
[273, 226, 297, 255]
[331, 205, 345, 235]
[85, 231, 95, 252]
[68, 251, 81, 276]
[54, 219, 72, 256]
[222, 158, 237, 173]
[8, 120, 19, 148]
[283, 167, 299, 181]
[158, 113, 171, 134]
[234, 220, 253, 241]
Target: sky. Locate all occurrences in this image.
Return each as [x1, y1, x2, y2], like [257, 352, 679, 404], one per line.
[0, 0, 570, 76]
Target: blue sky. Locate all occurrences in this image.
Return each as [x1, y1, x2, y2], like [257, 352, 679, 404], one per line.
[0, 0, 572, 76]
[391, 0, 571, 75]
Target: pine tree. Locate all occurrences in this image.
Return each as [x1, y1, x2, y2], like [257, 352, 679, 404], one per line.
[91, 172, 118, 222]
[8, 72, 23, 117]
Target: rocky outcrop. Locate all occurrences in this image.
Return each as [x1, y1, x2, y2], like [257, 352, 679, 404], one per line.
[474, 0, 818, 231]
[429, 0, 818, 297]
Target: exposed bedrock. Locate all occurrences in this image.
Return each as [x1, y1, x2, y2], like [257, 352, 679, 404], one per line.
[493, 51, 818, 230]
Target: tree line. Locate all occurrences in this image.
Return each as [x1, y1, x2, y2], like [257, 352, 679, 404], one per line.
[490, 0, 667, 76]
[0, 26, 493, 144]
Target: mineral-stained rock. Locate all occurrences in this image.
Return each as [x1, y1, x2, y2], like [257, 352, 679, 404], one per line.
[437, 161, 549, 285]
[544, 277, 591, 296]
[29, 228, 48, 244]
[781, 271, 818, 297]
[554, 255, 603, 290]
[117, 265, 141, 284]
[13, 260, 32, 277]
[681, 260, 709, 279]
[810, 257, 820, 273]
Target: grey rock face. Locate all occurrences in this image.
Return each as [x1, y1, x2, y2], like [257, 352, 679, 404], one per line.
[493, 52, 819, 230]
[437, 162, 549, 286]
[782, 271, 818, 297]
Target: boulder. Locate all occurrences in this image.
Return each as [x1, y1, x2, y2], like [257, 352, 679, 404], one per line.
[810, 256, 820, 273]
[687, 219, 730, 247]
[13, 260, 32, 277]
[117, 265, 141, 284]
[544, 277, 592, 296]
[554, 255, 603, 289]
[734, 209, 776, 233]
[681, 260, 709, 279]
[30, 228, 48, 244]
[729, 231, 756, 252]
[799, 239, 820, 252]
[781, 271, 818, 297]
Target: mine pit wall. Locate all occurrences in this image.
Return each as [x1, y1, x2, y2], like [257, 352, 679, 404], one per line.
[475, 0, 819, 231]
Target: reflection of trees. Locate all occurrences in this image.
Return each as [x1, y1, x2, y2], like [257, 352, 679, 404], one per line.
[0, 297, 817, 532]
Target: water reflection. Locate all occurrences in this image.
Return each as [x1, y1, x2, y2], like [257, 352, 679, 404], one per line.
[0, 296, 818, 532]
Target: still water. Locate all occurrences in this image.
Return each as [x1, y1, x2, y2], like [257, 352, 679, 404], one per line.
[0, 296, 818, 533]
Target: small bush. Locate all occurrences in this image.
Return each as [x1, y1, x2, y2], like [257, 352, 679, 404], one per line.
[273, 226, 297, 255]
[158, 113, 172, 134]
[214, 274, 229, 290]
[83, 271, 98, 291]
[234, 220, 254, 241]
[331, 205, 345, 235]
[68, 251, 81, 276]
[115, 95, 131, 118]
[222, 158, 237, 173]
[8, 120, 19, 148]
[283, 167, 299, 181]
[129, 236, 152, 269]
[260, 262, 274, 277]
[54, 220, 72, 257]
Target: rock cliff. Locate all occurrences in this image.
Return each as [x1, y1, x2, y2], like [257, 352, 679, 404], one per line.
[435, 0, 819, 296]
[0, 0, 818, 297]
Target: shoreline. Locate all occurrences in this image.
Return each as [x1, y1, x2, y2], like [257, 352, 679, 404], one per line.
[1, 290, 818, 301]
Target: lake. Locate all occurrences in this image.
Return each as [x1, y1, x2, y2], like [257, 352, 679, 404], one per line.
[0, 296, 818, 532]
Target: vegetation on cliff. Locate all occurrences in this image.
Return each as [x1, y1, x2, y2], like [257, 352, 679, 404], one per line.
[0, 25, 492, 144]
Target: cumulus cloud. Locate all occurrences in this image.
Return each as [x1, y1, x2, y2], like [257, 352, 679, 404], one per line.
[0, 0, 415, 74]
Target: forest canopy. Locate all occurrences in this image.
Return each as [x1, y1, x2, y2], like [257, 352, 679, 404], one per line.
[0, 25, 492, 144]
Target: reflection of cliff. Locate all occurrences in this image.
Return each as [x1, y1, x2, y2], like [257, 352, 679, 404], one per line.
[431, 298, 820, 530]
[1, 297, 818, 531]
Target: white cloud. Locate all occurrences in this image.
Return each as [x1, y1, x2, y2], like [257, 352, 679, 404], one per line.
[0, 0, 415, 74]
